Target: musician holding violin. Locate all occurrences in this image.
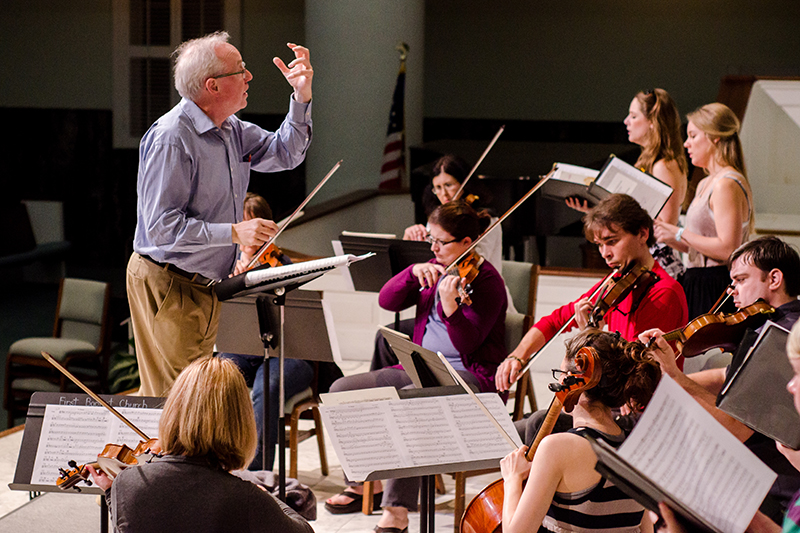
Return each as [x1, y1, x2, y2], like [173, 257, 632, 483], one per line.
[500, 329, 661, 533]
[641, 236, 800, 525]
[496, 193, 688, 395]
[86, 357, 313, 533]
[324, 201, 507, 531]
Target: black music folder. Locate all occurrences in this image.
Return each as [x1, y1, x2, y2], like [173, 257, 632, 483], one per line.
[717, 321, 800, 449]
[378, 326, 457, 388]
[338, 233, 433, 293]
[540, 156, 673, 220]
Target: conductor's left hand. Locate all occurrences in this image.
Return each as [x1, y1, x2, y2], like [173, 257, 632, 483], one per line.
[274, 43, 313, 104]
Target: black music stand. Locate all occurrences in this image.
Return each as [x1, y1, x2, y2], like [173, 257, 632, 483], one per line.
[220, 279, 318, 502]
[338, 234, 432, 328]
[9, 391, 164, 533]
[215, 254, 368, 500]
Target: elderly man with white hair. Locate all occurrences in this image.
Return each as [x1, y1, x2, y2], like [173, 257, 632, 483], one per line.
[127, 31, 313, 397]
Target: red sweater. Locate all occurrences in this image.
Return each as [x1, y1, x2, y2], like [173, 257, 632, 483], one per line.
[533, 262, 688, 365]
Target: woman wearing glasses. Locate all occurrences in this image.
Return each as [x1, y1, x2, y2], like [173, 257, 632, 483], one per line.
[325, 201, 508, 532]
[500, 329, 660, 533]
[403, 154, 503, 274]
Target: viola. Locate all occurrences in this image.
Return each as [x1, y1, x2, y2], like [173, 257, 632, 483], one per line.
[57, 438, 161, 491]
[659, 300, 775, 358]
[588, 261, 659, 328]
[461, 346, 602, 533]
[40, 351, 162, 491]
[246, 243, 291, 270]
[448, 251, 484, 306]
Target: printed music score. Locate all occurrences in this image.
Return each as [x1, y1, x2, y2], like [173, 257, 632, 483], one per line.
[320, 393, 522, 482]
[30, 404, 162, 486]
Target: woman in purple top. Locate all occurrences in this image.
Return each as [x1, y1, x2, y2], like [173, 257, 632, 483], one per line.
[325, 201, 507, 532]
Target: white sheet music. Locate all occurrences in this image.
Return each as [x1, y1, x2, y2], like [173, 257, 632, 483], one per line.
[320, 393, 522, 481]
[594, 156, 673, 219]
[31, 404, 162, 485]
[618, 375, 775, 533]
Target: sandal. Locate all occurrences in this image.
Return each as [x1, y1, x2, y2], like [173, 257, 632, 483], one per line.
[374, 527, 408, 533]
[324, 489, 383, 514]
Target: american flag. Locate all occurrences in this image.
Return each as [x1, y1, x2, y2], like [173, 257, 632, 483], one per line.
[379, 49, 407, 190]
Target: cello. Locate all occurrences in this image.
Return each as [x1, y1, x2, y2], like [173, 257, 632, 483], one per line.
[459, 346, 602, 533]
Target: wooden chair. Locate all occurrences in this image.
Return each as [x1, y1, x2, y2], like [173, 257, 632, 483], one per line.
[284, 363, 329, 479]
[4, 278, 111, 427]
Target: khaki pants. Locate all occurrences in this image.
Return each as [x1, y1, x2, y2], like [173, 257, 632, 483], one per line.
[126, 253, 220, 397]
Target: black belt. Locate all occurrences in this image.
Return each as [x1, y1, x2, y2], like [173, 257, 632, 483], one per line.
[140, 254, 216, 286]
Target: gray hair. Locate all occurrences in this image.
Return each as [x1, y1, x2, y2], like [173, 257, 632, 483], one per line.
[173, 31, 230, 101]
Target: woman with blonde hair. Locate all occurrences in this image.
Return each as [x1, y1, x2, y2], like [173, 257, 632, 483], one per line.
[88, 357, 313, 533]
[654, 102, 754, 319]
[568, 88, 688, 278]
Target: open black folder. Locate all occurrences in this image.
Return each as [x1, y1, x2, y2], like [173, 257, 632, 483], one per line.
[717, 321, 800, 449]
[587, 436, 721, 533]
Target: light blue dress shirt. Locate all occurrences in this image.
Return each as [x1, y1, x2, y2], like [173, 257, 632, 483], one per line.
[133, 97, 312, 279]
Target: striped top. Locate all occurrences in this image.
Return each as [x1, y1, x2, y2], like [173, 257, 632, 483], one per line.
[539, 427, 645, 533]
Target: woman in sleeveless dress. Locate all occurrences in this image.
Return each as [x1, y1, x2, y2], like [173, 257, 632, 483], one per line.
[654, 103, 754, 319]
[567, 89, 688, 278]
[500, 329, 661, 533]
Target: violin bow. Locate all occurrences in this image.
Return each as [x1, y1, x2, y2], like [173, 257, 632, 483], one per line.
[445, 168, 554, 273]
[452, 125, 505, 201]
[41, 351, 151, 442]
[516, 269, 618, 377]
[436, 352, 519, 449]
[246, 160, 343, 270]
[709, 284, 734, 314]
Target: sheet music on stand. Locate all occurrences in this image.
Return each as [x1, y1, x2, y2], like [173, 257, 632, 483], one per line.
[318, 390, 521, 483]
[590, 375, 775, 533]
[10, 392, 164, 494]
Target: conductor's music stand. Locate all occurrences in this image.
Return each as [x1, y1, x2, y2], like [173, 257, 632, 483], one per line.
[215, 253, 370, 500]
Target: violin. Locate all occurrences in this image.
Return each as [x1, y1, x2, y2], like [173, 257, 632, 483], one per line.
[658, 300, 775, 358]
[588, 261, 659, 328]
[57, 438, 161, 491]
[40, 351, 162, 491]
[448, 251, 484, 306]
[246, 243, 291, 270]
[461, 346, 602, 533]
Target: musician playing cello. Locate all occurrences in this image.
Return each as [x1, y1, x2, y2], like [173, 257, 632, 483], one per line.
[641, 236, 800, 525]
[500, 330, 660, 533]
[496, 193, 688, 395]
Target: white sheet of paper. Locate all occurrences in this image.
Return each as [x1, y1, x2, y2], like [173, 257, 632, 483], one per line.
[30, 404, 162, 485]
[552, 163, 599, 185]
[320, 387, 400, 406]
[594, 157, 672, 219]
[320, 393, 522, 481]
[618, 375, 776, 533]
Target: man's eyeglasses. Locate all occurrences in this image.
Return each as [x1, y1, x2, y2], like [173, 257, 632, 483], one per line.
[425, 234, 458, 247]
[212, 62, 247, 80]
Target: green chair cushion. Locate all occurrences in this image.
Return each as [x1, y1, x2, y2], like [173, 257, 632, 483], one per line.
[10, 337, 96, 361]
